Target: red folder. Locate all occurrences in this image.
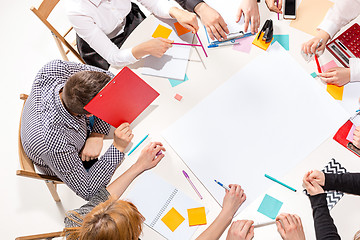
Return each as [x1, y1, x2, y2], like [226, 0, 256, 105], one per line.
[333, 120, 360, 157]
[84, 67, 159, 128]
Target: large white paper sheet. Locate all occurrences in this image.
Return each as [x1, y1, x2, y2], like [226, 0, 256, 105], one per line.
[141, 18, 193, 80]
[163, 46, 349, 212]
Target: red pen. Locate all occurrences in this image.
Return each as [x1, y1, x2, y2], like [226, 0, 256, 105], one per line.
[314, 54, 322, 73]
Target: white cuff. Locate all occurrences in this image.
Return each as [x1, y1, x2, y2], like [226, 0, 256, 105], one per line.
[317, 19, 340, 39]
[350, 58, 360, 82]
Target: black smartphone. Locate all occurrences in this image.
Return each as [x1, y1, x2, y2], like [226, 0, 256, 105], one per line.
[284, 0, 296, 20]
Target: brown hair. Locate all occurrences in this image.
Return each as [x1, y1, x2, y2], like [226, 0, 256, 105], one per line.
[64, 198, 145, 240]
[62, 71, 111, 114]
[354, 230, 360, 240]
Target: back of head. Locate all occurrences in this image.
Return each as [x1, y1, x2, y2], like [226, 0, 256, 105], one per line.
[354, 230, 360, 240]
[62, 71, 111, 115]
[79, 198, 144, 240]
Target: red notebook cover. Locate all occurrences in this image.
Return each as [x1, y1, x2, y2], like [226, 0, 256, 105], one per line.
[333, 120, 360, 157]
[84, 67, 159, 128]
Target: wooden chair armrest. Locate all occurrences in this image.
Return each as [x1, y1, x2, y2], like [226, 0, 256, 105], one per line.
[16, 170, 63, 184]
[15, 231, 63, 240]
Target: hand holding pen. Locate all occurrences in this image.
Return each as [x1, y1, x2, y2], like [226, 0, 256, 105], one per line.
[301, 29, 331, 56]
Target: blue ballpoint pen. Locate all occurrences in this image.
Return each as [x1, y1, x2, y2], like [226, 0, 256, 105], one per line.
[214, 179, 230, 191]
[128, 134, 149, 156]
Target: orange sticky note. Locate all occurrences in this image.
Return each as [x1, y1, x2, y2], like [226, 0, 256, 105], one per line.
[327, 84, 344, 100]
[252, 32, 273, 51]
[152, 25, 172, 39]
[174, 22, 191, 36]
[161, 207, 185, 232]
[174, 94, 183, 101]
[187, 207, 207, 226]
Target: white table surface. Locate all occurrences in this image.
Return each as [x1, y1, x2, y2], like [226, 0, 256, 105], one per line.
[104, 4, 360, 239]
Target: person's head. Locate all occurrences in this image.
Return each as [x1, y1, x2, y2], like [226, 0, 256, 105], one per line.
[354, 230, 360, 240]
[62, 71, 111, 115]
[65, 198, 145, 240]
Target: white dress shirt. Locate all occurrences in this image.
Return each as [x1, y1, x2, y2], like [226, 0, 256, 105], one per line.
[66, 0, 174, 67]
[318, 0, 360, 82]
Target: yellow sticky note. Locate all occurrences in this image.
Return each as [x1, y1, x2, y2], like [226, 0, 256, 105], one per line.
[252, 32, 273, 51]
[152, 25, 172, 39]
[327, 84, 344, 101]
[187, 207, 207, 226]
[161, 207, 185, 232]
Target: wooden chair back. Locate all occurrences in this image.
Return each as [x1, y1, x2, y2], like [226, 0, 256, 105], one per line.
[17, 94, 63, 202]
[30, 0, 84, 63]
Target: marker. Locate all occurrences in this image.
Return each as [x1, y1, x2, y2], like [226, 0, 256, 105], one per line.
[214, 179, 230, 191]
[276, 0, 279, 20]
[253, 220, 276, 228]
[196, 32, 208, 57]
[183, 170, 203, 199]
[265, 174, 296, 192]
[128, 134, 149, 156]
[314, 53, 322, 73]
[172, 42, 202, 47]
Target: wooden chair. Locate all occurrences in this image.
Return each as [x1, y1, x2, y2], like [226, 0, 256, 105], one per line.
[17, 94, 64, 202]
[15, 231, 63, 240]
[30, 0, 85, 63]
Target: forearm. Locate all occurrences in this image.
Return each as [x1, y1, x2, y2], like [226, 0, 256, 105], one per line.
[196, 210, 233, 240]
[175, 0, 204, 12]
[324, 173, 360, 195]
[106, 163, 144, 199]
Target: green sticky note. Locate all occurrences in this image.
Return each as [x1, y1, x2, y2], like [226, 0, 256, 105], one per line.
[168, 74, 189, 87]
[271, 35, 289, 51]
[310, 72, 317, 78]
[257, 194, 283, 219]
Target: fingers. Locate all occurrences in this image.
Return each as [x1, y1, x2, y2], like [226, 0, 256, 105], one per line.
[278, 0, 283, 12]
[118, 122, 130, 131]
[236, 9, 243, 23]
[244, 15, 250, 33]
[276, 220, 286, 237]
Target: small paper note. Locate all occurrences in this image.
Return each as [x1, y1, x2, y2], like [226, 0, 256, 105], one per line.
[346, 124, 356, 141]
[257, 194, 283, 219]
[271, 35, 289, 51]
[187, 207, 207, 226]
[321, 60, 338, 72]
[252, 32, 273, 51]
[174, 22, 191, 36]
[152, 25, 172, 39]
[233, 36, 254, 53]
[327, 84, 344, 100]
[310, 72, 317, 78]
[174, 94, 183, 101]
[169, 74, 189, 87]
[161, 207, 185, 232]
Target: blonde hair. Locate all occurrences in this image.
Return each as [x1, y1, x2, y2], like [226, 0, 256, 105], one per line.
[64, 198, 145, 240]
[354, 230, 360, 240]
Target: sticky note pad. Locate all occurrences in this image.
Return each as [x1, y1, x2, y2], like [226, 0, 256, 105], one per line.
[257, 194, 283, 219]
[174, 22, 191, 36]
[321, 60, 338, 72]
[187, 207, 207, 226]
[233, 36, 254, 53]
[152, 25, 172, 39]
[252, 32, 273, 51]
[161, 207, 185, 232]
[310, 72, 317, 78]
[169, 74, 189, 87]
[327, 84, 344, 100]
[271, 35, 289, 51]
[175, 94, 183, 101]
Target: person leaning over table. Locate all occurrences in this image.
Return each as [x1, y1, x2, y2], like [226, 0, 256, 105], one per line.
[303, 169, 360, 239]
[66, 0, 199, 70]
[63, 143, 306, 240]
[21, 59, 134, 201]
[175, 0, 285, 41]
[302, 0, 360, 87]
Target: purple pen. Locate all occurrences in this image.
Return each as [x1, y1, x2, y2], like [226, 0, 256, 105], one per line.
[182, 170, 203, 199]
[156, 150, 162, 156]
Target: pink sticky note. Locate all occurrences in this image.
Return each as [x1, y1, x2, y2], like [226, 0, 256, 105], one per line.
[233, 36, 254, 53]
[174, 94, 183, 101]
[346, 124, 356, 141]
[321, 60, 338, 72]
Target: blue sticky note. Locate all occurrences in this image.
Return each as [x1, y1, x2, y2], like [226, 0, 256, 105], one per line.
[168, 74, 189, 87]
[310, 72, 317, 78]
[257, 194, 283, 219]
[271, 35, 289, 51]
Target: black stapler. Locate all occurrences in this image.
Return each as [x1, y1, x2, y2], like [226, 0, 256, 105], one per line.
[257, 19, 273, 43]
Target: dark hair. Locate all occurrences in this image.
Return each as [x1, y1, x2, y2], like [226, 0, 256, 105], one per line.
[62, 71, 111, 114]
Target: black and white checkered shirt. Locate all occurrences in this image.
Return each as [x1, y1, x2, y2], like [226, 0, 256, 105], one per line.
[21, 60, 124, 200]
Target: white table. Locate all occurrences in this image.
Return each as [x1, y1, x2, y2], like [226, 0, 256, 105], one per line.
[105, 5, 360, 239]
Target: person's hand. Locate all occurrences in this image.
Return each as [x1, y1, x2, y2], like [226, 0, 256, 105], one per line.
[226, 220, 254, 240]
[276, 213, 305, 240]
[134, 142, 166, 172]
[301, 30, 330, 55]
[265, 0, 283, 14]
[302, 172, 324, 196]
[113, 123, 133, 152]
[236, 0, 260, 34]
[132, 38, 173, 59]
[222, 184, 246, 217]
[305, 170, 325, 186]
[80, 132, 104, 161]
[169, 7, 199, 34]
[318, 67, 351, 86]
[194, 2, 229, 41]
[353, 126, 360, 148]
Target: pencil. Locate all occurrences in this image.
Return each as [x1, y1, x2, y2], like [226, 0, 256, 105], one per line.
[265, 174, 296, 192]
[128, 134, 149, 156]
